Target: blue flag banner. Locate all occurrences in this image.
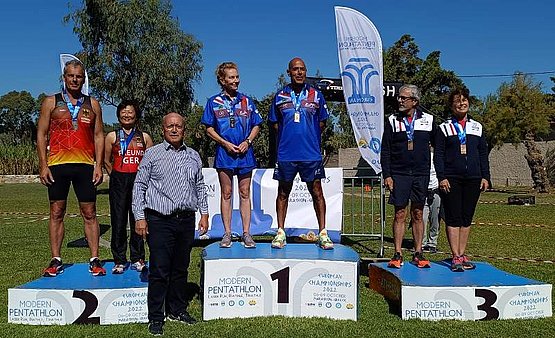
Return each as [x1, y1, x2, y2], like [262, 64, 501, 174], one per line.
[335, 6, 384, 173]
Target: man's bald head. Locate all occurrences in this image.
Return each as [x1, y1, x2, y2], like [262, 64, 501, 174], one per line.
[163, 112, 184, 126]
[288, 57, 306, 71]
[287, 57, 307, 87]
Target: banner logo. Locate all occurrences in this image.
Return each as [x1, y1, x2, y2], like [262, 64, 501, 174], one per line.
[341, 57, 379, 104]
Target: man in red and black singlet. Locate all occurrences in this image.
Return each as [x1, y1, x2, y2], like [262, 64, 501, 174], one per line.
[104, 101, 153, 274]
[36, 59, 106, 277]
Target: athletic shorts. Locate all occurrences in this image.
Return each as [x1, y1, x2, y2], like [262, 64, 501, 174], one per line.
[273, 161, 325, 182]
[441, 177, 482, 227]
[216, 166, 255, 176]
[48, 163, 96, 202]
[388, 175, 429, 207]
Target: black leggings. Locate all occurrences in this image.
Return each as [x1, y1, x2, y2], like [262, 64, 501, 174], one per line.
[109, 171, 145, 264]
[441, 177, 481, 227]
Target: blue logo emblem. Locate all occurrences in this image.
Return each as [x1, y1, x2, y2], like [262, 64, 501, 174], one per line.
[341, 57, 379, 104]
[370, 137, 381, 154]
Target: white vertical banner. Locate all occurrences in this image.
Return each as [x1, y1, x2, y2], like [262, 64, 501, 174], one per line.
[335, 6, 384, 173]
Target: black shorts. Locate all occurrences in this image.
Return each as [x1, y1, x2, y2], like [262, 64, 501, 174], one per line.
[388, 175, 429, 207]
[48, 163, 96, 202]
[441, 177, 482, 227]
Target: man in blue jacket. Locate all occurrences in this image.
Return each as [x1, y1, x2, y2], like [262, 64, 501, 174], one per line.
[381, 84, 436, 268]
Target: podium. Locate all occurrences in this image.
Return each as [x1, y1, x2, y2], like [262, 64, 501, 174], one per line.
[202, 242, 359, 320]
[8, 262, 148, 325]
[369, 260, 552, 320]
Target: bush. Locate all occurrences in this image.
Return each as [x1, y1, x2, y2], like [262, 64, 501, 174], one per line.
[0, 142, 38, 175]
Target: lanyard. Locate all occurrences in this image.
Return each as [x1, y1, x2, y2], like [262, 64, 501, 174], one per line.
[119, 128, 136, 156]
[62, 88, 84, 121]
[223, 94, 239, 127]
[451, 118, 466, 145]
[290, 88, 307, 112]
[223, 95, 239, 117]
[403, 112, 418, 141]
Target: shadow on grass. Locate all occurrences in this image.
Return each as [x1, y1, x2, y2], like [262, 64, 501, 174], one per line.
[96, 188, 109, 195]
[67, 223, 110, 248]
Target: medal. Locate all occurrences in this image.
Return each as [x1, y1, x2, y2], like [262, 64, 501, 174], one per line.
[403, 112, 417, 150]
[62, 88, 84, 131]
[223, 94, 237, 128]
[291, 88, 307, 124]
[460, 144, 467, 155]
[452, 117, 467, 156]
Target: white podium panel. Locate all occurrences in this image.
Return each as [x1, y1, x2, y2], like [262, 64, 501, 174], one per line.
[8, 262, 148, 325]
[202, 243, 359, 320]
[369, 261, 552, 321]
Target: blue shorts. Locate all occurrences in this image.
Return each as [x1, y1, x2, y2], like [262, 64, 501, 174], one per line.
[388, 175, 429, 207]
[273, 161, 325, 182]
[216, 166, 255, 176]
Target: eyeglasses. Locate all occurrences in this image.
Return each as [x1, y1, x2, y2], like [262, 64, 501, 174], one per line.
[397, 96, 414, 102]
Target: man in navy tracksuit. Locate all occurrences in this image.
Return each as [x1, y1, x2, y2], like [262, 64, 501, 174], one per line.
[381, 84, 436, 268]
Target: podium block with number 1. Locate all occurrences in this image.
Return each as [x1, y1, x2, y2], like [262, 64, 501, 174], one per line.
[201, 243, 360, 320]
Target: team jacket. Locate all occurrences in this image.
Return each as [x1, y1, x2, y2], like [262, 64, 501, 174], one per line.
[434, 116, 490, 181]
[201, 92, 262, 169]
[268, 84, 329, 162]
[380, 109, 436, 178]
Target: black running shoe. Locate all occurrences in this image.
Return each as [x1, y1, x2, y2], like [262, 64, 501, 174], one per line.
[167, 311, 197, 325]
[148, 320, 164, 336]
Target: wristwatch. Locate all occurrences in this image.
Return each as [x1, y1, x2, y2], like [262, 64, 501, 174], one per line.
[246, 138, 253, 146]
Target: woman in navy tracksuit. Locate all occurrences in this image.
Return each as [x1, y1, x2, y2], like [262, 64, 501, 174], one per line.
[434, 87, 490, 272]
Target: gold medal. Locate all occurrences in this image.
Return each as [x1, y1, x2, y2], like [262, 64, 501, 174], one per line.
[294, 111, 300, 123]
[460, 144, 467, 155]
[407, 140, 413, 151]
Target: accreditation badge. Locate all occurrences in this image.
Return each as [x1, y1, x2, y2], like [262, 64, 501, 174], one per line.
[460, 144, 467, 155]
[407, 140, 413, 151]
[294, 111, 300, 123]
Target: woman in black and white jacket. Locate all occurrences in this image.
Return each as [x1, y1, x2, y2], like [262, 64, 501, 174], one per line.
[434, 87, 490, 272]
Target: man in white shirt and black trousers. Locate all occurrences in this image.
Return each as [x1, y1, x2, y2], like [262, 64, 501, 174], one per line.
[132, 112, 209, 336]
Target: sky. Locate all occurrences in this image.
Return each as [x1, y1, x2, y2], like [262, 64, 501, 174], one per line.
[1, 0, 554, 124]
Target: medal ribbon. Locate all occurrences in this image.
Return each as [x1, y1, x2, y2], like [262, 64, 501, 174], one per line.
[403, 111, 419, 141]
[62, 88, 84, 121]
[451, 117, 467, 145]
[119, 128, 136, 157]
[223, 94, 239, 127]
[290, 87, 307, 112]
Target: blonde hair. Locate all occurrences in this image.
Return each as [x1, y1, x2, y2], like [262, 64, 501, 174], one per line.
[216, 62, 238, 88]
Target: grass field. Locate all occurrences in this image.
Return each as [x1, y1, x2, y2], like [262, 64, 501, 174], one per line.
[0, 183, 554, 337]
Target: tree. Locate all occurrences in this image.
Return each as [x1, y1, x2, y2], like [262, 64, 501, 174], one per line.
[325, 102, 356, 152]
[252, 94, 274, 168]
[65, 0, 203, 135]
[0, 91, 39, 143]
[383, 35, 464, 117]
[483, 73, 555, 192]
